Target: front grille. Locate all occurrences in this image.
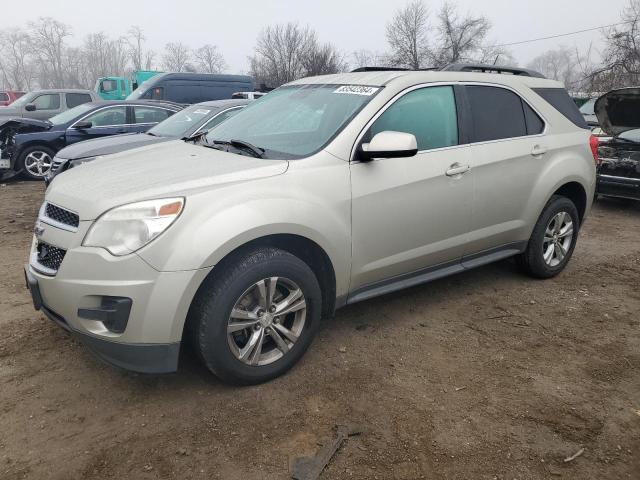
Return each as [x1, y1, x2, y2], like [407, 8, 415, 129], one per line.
[44, 203, 79, 228]
[36, 242, 66, 272]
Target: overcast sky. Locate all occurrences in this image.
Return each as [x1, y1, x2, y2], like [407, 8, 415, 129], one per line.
[2, 0, 629, 72]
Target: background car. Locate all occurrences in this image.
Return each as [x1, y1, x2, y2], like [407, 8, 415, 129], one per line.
[1, 99, 182, 180]
[46, 99, 250, 183]
[0, 89, 99, 121]
[0, 90, 26, 107]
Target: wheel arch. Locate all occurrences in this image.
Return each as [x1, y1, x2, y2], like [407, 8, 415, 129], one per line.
[553, 181, 588, 223]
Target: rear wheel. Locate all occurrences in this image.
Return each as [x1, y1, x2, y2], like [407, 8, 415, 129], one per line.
[17, 145, 55, 180]
[517, 195, 580, 278]
[189, 247, 322, 385]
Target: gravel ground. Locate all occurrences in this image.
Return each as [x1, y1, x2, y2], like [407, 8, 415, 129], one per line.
[1, 181, 639, 480]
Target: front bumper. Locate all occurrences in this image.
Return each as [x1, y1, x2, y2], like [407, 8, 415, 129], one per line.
[597, 173, 640, 200]
[26, 238, 212, 374]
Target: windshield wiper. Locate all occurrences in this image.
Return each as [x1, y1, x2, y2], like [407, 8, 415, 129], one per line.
[183, 130, 208, 142]
[213, 139, 265, 158]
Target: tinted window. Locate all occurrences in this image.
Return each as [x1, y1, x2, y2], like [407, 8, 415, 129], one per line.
[83, 106, 127, 127]
[141, 87, 164, 100]
[33, 94, 60, 110]
[467, 86, 527, 142]
[368, 86, 458, 151]
[66, 93, 92, 108]
[523, 102, 544, 135]
[533, 88, 589, 129]
[134, 106, 173, 124]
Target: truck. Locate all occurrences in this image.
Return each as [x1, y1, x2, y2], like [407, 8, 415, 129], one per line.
[94, 70, 162, 100]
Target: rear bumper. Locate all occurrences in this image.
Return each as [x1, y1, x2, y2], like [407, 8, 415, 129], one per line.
[597, 173, 640, 200]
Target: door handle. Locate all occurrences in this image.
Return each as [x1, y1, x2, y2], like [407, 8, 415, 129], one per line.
[531, 144, 548, 157]
[445, 163, 470, 177]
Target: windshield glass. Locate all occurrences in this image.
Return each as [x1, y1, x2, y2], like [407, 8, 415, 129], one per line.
[579, 98, 596, 115]
[49, 103, 96, 125]
[7, 92, 36, 109]
[149, 104, 216, 137]
[127, 80, 150, 100]
[618, 128, 640, 143]
[205, 84, 380, 159]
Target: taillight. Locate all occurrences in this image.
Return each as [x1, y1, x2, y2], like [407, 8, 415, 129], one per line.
[589, 134, 600, 166]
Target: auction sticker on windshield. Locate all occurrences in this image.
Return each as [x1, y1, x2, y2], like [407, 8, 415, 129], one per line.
[333, 85, 379, 96]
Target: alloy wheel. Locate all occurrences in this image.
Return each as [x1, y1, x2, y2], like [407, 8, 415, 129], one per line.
[227, 276, 307, 366]
[542, 211, 574, 267]
[24, 151, 53, 177]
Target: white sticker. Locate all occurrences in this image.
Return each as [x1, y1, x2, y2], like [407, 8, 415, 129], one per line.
[193, 109, 211, 115]
[333, 85, 379, 96]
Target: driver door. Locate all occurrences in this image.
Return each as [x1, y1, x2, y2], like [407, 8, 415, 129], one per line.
[66, 105, 130, 145]
[349, 85, 473, 295]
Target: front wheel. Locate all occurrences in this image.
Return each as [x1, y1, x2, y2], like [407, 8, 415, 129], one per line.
[189, 247, 322, 385]
[17, 145, 55, 180]
[517, 195, 580, 279]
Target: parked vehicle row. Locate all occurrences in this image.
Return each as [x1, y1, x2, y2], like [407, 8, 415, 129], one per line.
[0, 90, 26, 107]
[26, 64, 597, 385]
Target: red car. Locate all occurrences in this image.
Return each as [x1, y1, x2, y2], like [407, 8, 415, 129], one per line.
[0, 90, 25, 107]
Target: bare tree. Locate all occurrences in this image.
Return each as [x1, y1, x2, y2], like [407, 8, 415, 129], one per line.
[350, 49, 390, 69]
[0, 28, 35, 90]
[193, 44, 226, 73]
[127, 26, 156, 71]
[598, 0, 640, 87]
[301, 42, 346, 77]
[432, 2, 491, 67]
[527, 47, 581, 90]
[28, 17, 71, 88]
[248, 23, 316, 87]
[162, 42, 191, 72]
[386, 0, 430, 69]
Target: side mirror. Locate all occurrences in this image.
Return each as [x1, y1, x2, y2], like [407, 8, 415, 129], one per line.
[25, 103, 36, 112]
[73, 120, 93, 130]
[359, 131, 418, 161]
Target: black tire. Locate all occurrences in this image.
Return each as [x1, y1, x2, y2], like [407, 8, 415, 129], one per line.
[17, 145, 56, 180]
[517, 195, 580, 279]
[188, 247, 322, 385]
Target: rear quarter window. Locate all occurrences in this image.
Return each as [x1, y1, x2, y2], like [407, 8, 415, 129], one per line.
[533, 88, 589, 129]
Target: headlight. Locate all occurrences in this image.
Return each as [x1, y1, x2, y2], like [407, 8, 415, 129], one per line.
[83, 198, 184, 256]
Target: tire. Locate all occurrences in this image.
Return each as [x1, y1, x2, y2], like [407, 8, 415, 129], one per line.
[17, 145, 56, 180]
[517, 195, 580, 279]
[189, 247, 322, 385]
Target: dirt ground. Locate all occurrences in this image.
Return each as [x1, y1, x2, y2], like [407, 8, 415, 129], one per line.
[0, 181, 638, 480]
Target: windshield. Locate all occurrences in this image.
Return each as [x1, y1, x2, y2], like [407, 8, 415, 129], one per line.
[579, 98, 596, 115]
[618, 128, 640, 143]
[6, 92, 36, 109]
[205, 84, 380, 159]
[49, 103, 96, 125]
[148, 104, 216, 137]
[127, 80, 150, 100]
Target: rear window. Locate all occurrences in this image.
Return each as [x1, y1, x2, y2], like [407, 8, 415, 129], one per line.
[533, 88, 589, 129]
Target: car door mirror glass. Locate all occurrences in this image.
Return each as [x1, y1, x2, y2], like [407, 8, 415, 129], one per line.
[73, 120, 93, 130]
[25, 103, 36, 112]
[360, 131, 418, 161]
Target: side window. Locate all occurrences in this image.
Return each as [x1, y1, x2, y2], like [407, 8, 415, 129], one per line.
[83, 106, 127, 127]
[134, 106, 174, 124]
[202, 107, 243, 131]
[0, 93, 9, 102]
[523, 102, 544, 135]
[66, 93, 92, 109]
[32, 94, 60, 110]
[466, 86, 527, 142]
[100, 80, 117, 93]
[141, 87, 163, 100]
[368, 86, 458, 151]
[533, 88, 588, 129]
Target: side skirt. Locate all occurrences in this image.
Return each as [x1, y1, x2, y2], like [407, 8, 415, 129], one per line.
[345, 241, 527, 306]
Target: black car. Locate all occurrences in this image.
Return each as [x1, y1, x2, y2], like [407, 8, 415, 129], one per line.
[595, 87, 640, 201]
[0, 100, 182, 180]
[45, 99, 250, 184]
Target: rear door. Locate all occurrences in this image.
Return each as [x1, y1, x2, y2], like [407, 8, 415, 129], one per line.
[65, 105, 129, 145]
[461, 84, 546, 256]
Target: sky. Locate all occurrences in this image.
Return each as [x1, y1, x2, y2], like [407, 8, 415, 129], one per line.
[1, 0, 629, 73]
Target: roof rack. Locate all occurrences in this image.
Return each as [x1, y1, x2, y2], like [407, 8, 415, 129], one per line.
[441, 63, 546, 79]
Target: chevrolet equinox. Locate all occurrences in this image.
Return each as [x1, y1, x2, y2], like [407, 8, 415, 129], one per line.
[26, 65, 598, 384]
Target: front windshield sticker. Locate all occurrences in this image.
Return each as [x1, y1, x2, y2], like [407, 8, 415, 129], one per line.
[193, 109, 211, 115]
[333, 85, 379, 96]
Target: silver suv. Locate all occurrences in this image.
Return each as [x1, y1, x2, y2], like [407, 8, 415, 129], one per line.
[26, 65, 597, 384]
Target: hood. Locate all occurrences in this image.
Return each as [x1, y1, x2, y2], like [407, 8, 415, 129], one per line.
[45, 140, 289, 220]
[595, 87, 640, 136]
[56, 133, 171, 160]
[0, 117, 51, 134]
